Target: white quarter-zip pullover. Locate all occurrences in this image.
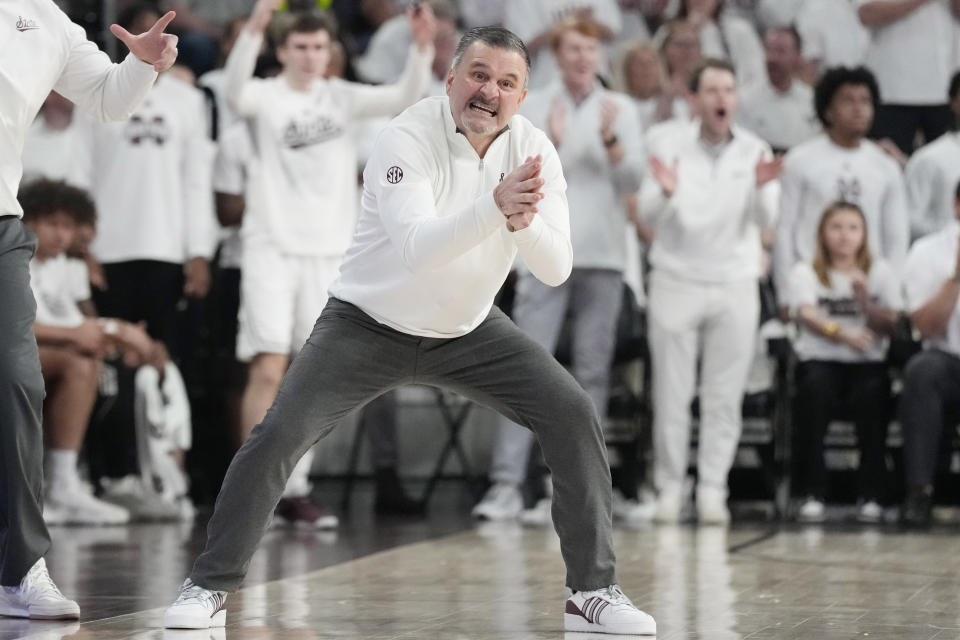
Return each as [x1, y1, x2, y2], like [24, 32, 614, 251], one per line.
[1, 0, 157, 216]
[329, 95, 572, 338]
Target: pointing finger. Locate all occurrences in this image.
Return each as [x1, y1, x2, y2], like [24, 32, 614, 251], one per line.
[149, 11, 177, 35]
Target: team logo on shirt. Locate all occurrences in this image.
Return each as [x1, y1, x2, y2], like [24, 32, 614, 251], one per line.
[386, 166, 403, 184]
[837, 177, 862, 203]
[125, 114, 170, 145]
[16, 16, 39, 31]
[282, 114, 344, 149]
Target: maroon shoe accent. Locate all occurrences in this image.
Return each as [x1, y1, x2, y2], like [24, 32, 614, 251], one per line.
[275, 497, 329, 525]
[566, 600, 588, 620]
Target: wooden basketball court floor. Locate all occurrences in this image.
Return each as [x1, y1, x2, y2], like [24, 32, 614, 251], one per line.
[5, 490, 960, 640]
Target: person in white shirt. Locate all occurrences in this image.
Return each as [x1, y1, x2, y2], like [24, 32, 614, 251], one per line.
[472, 17, 645, 524]
[163, 26, 656, 636]
[651, 19, 702, 123]
[788, 202, 902, 524]
[21, 92, 81, 184]
[639, 58, 781, 525]
[676, 0, 765, 91]
[737, 26, 819, 154]
[904, 71, 960, 241]
[858, 0, 960, 155]
[774, 66, 909, 314]
[225, 0, 436, 529]
[0, 1, 176, 619]
[618, 41, 672, 130]
[899, 180, 960, 528]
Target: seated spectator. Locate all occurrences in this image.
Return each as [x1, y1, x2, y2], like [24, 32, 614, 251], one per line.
[737, 26, 819, 154]
[899, 180, 960, 528]
[676, 0, 764, 90]
[20, 180, 185, 525]
[651, 19, 703, 123]
[904, 71, 960, 242]
[790, 202, 901, 524]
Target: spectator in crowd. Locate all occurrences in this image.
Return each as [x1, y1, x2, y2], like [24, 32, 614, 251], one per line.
[858, 0, 960, 155]
[651, 19, 702, 123]
[774, 66, 909, 312]
[904, 71, 960, 242]
[899, 180, 960, 528]
[160, 0, 252, 76]
[71, 4, 218, 356]
[504, 0, 623, 89]
[789, 201, 902, 524]
[457, 0, 507, 28]
[737, 26, 819, 154]
[616, 0, 671, 45]
[224, 0, 436, 527]
[472, 17, 645, 525]
[757, 0, 869, 82]
[21, 92, 81, 184]
[639, 58, 781, 524]
[676, 0, 764, 90]
[198, 16, 251, 141]
[617, 41, 671, 129]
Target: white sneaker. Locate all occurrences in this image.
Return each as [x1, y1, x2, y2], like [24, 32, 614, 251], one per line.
[797, 497, 826, 523]
[163, 579, 227, 629]
[857, 500, 883, 524]
[45, 480, 130, 526]
[613, 490, 654, 525]
[519, 497, 552, 528]
[696, 486, 730, 526]
[471, 483, 522, 521]
[654, 485, 683, 524]
[100, 475, 182, 522]
[0, 559, 79, 619]
[564, 585, 656, 635]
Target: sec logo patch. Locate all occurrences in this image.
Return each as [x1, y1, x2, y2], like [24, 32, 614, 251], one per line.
[386, 166, 404, 184]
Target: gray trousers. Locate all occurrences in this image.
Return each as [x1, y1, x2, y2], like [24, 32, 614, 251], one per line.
[490, 269, 623, 486]
[0, 217, 50, 586]
[191, 298, 615, 592]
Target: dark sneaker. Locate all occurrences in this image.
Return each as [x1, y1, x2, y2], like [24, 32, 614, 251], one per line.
[274, 496, 339, 529]
[901, 485, 933, 529]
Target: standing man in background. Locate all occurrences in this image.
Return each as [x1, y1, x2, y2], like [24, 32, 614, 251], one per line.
[0, 1, 178, 619]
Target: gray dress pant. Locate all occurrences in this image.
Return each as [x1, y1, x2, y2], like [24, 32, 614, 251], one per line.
[191, 298, 616, 592]
[0, 217, 50, 586]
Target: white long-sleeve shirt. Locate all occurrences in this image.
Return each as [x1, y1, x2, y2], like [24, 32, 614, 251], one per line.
[736, 80, 820, 152]
[520, 82, 644, 272]
[904, 221, 960, 357]
[71, 74, 218, 264]
[1, 0, 156, 217]
[329, 95, 572, 338]
[638, 120, 778, 283]
[904, 132, 960, 241]
[225, 30, 433, 257]
[774, 134, 909, 300]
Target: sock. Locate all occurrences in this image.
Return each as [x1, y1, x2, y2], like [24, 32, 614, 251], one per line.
[45, 449, 79, 488]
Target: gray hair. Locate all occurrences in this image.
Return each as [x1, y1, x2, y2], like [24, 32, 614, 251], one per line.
[451, 26, 531, 84]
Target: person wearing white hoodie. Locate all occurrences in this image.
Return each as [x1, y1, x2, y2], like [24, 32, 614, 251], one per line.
[164, 26, 656, 636]
[639, 58, 781, 525]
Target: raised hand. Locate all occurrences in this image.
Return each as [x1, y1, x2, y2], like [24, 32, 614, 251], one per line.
[649, 155, 678, 197]
[755, 155, 783, 187]
[409, 2, 438, 51]
[110, 10, 178, 72]
[248, 0, 284, 34]
[494, 155, 545, 224]
[599, 97, 618, 139]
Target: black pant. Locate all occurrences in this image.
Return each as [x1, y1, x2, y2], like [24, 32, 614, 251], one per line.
[793, 360, 891, 502]
[0, 217, 49, 586]
[900, 349, 960, 488]
[870, 103, 953, 156]
[93, 260, 185, 357]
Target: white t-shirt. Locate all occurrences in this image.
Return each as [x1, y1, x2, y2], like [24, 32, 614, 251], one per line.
[212, 123, 252, 270]
[224, 31, 433, 257]
[790, 260, 902, 362]
[904, 221, 960, 357]
[904, 131, 960, 241]
[29, 254, 89, 328]
[774, 135, 909, 301]
[697, 14, 766, 91]
[328, 96, 572, 338]
[21, 115, 81, 183]
[71, 74, 218, 265]
[737, 80, 820, 151]
[796, 0, 870, 70]
[504, 0, 623, 89]
[520, 82, 644, 272]
[857, 0, 958, 105]
[197, 68, 241, 142]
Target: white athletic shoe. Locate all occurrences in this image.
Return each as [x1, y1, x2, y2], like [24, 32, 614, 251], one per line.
[797, 497, 826, 523]
[654, 485, 683, 524]
[45, 479, 130, 526]
[519, 497, 553, 528]
[696, 486, 730, 525]
[0, 559, 80, 620]
[564, 585, 656, 635]
[612, 490, 654, 525]
[163, 579, 227, 629]
[857, 500, 884, 524]
[471, 483, 523, 521]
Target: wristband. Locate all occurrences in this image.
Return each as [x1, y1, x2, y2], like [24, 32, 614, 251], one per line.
[822, 321, 839, 338]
